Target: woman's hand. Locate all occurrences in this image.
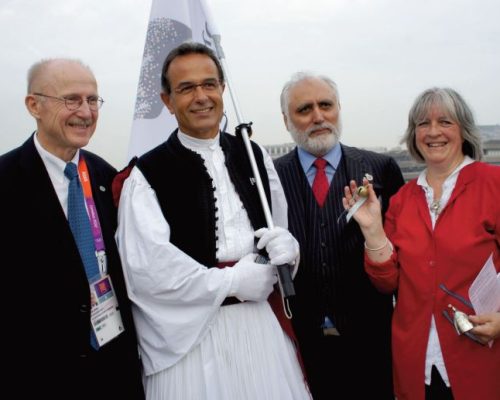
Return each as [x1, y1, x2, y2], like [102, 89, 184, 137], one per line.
[342, 178, 384, 238]
[469, 312, 500, 344]
[343, 178, 393, 263]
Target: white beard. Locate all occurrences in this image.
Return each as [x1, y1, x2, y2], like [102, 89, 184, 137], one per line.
[288, 118, 342, 157]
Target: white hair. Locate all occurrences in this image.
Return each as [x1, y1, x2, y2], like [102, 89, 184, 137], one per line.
[280, 71, 339, 118]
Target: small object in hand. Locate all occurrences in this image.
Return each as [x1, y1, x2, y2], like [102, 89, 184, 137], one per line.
[356, 185, 369, 197]
[449, 304, 474, 335]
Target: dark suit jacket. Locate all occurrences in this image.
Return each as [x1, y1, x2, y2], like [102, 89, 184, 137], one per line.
[0, 136, 144, 399]
[275, 144, 405, 399]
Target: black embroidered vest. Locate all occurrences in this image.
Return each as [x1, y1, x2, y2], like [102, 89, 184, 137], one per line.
[137, 130, 271, 267]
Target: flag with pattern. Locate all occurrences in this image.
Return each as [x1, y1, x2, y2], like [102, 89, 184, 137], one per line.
[127, 0, 218, 159]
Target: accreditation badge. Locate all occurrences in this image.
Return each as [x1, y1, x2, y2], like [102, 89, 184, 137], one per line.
[90, 275, 125, 347]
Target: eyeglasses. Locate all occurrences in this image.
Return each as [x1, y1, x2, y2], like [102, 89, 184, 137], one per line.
[173, 79, 221, 96]
[33, 93, 104, 111]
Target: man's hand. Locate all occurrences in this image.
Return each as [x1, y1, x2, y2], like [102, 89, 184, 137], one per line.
[254, 227, 299, 267]
[229, 254, 277, 302]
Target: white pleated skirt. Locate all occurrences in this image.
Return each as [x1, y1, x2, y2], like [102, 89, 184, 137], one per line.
[145, 301, 311, 400]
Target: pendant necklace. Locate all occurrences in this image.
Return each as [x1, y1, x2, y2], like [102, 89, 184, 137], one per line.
[430, 199, 441, 215]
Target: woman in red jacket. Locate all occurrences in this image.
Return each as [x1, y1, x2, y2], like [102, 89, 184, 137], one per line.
[343, 87, 500, 400]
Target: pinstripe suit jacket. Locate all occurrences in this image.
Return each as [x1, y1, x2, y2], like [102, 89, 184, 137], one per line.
[275, 143, 404, 396]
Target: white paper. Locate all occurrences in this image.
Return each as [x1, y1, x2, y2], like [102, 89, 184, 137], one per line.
[468, 254, 500, 347]
[469, 253, 500, 315]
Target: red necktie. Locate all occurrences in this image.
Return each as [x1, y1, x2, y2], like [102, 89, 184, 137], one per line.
[312, 158, 329, 207]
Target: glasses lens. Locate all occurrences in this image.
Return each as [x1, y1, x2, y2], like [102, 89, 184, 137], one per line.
[175, 80, 219, 95]
[87, 97, 102, 111]
[202, 81, 218, 91]
[64, 96, 103, 111]
[176, 84, 195, 95]
[64, 97, 82, 111]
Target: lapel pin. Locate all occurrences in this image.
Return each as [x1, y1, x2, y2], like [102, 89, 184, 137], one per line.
[99, 186, 106, 192]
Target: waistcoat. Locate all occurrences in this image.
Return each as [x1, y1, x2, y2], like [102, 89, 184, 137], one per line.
[137, 130, 271, 266]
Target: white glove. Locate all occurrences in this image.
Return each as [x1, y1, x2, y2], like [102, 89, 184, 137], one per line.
[255, 227, 299, 267]
[229, 253, 278, 302]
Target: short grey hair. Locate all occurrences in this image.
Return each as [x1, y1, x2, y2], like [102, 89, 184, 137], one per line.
[27, 58, 93, 94]
[280, 71, 339, 117]
[402, 87, 483, 162]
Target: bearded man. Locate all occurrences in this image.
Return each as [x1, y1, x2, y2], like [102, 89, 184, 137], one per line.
[274, 72, 404, 399]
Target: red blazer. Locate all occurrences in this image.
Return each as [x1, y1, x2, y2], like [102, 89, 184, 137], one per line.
[366, 161, 500, 400]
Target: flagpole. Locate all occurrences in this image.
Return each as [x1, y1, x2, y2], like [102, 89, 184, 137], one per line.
[213, 40, 275, 228]
[202, 2, 295, 303]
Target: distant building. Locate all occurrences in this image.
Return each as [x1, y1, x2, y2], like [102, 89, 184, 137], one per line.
[263, 125, 500, 181]
[265, 143, 296, 159]
[479, 124, 500, 141]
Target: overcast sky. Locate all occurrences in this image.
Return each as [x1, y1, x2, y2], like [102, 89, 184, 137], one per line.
[1, 0, 499, 168]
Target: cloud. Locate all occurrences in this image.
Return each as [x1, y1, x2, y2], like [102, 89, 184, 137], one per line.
[1, 0, 499, 167]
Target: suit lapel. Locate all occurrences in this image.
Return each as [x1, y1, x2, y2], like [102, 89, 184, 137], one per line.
[286, 149, 309, 247]
[19, 137, 70, 228]
[445, 163, 474, 211]
[341, 145, 370, 186]
[18, 136, 89, 282]
[410, 182, 433, 234]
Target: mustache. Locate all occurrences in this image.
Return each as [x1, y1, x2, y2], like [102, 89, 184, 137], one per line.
[306, 122, 335, 136]
[68, 118, 93, 127]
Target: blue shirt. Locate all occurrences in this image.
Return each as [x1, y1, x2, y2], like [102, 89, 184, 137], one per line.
[297, 144, 342, 186]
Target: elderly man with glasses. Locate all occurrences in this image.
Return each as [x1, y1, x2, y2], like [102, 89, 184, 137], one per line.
[0, 58, 144, 399]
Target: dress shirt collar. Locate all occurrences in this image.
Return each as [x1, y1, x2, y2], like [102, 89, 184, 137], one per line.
[33, 132, 80, 184]
[177, 129, 220, 151]
[416, 155, 474, 190]
[297, 142, 342, 173]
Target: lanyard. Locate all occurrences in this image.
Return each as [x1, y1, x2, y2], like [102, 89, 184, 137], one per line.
[77, 156, 106, 254]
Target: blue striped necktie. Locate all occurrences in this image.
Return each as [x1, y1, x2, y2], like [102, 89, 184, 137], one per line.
[64, 162, 99, 349]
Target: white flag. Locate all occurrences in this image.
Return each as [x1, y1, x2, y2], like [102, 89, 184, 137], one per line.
[127, 0, 219, 160]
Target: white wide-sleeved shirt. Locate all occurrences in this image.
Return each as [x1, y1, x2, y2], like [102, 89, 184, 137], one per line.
[116, 132, 310, 399]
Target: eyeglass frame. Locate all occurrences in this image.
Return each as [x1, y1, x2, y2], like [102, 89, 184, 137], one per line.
[33, 92, 104, 111]
[173, 79, 222, 96]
